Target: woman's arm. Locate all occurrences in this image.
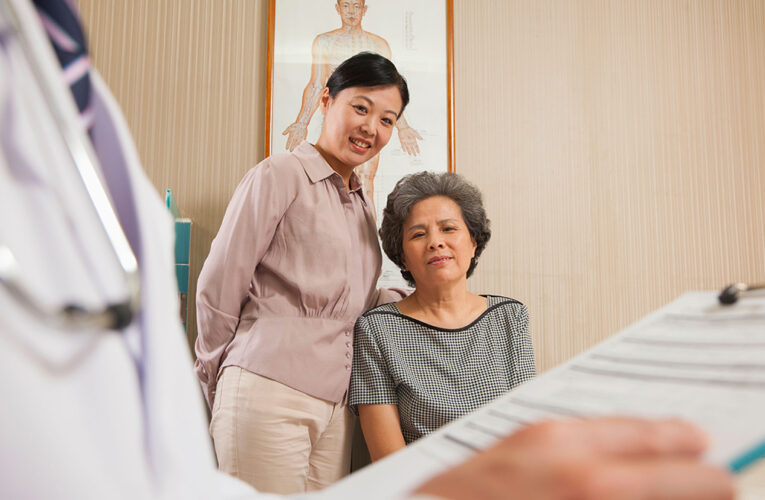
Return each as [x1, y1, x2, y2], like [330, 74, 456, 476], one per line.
[511, 302, 537, 378]
[194, 160, 299, 407]
[357, 404, 407, 461]
[350, 314, 406, 460]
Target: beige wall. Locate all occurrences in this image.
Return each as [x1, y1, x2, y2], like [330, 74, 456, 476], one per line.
[79, 0, 765, 373]
[79, 0, 270, 347]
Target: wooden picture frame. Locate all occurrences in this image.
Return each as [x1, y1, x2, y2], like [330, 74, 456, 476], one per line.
[266, 0, 454, 166]
[265, 0, 454, 286]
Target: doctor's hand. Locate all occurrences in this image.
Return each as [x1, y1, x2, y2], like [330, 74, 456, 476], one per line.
[414, 417, 734, 500]
[282, 122, 308, 151]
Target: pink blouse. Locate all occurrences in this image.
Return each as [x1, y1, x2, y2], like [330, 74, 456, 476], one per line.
[194, 142, 403, 406]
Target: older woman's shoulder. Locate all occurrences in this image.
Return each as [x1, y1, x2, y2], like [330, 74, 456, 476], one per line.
[483, 295, 529, 319]
[484, 294, 525, 308]
[483, 296, 530, 338]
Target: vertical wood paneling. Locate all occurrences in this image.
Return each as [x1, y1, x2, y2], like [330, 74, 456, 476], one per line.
[454, 0, 765, 373]
[78, 0, 764, 377]
[79, 0, 269, 346]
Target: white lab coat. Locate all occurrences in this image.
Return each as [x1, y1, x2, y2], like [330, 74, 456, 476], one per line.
[0, 1, 277, 498]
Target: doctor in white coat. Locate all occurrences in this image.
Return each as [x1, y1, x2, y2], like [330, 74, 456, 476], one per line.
[0, 0, 734, 499]
[0, 0, 270, 497]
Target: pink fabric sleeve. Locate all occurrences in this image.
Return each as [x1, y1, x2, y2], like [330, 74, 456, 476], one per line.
[194, 160, 298, 407]
[372, 287, 412, 308]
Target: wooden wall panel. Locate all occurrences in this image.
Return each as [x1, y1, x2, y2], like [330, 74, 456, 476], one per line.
[455, 0, 765, 371]
[79, 0, 269, 346]
[78, 0, 765, 376]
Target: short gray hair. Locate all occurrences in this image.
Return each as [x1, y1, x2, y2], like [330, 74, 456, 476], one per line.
[379, 171, 491, 287]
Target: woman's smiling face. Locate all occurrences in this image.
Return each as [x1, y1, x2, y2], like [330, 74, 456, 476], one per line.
[315, 85, 402, 175]
[401, 196, 477, 289]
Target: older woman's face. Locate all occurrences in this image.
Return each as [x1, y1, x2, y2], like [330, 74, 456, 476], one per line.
[401, 196, 477, 288]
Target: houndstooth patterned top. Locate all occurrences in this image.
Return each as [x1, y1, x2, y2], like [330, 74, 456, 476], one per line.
[348, 295, 536, 444]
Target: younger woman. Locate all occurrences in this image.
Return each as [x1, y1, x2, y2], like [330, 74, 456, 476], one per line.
[195, 52, 408, 494]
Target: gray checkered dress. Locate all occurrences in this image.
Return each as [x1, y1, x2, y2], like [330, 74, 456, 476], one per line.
[348, 295, 536, 444]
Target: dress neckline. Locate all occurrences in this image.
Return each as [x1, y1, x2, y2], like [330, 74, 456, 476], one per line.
[387, 295, 518, 332]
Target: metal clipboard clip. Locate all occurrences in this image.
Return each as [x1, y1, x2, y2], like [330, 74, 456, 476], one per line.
[718, 282, 765, 305]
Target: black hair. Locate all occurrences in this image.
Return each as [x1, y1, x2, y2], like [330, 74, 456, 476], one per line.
[325, 52, 410, 114]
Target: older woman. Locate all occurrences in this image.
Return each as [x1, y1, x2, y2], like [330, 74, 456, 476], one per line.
[348, 171, 536, 461]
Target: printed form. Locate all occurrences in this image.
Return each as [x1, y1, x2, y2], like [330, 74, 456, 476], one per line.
[320, 291, 765, 499]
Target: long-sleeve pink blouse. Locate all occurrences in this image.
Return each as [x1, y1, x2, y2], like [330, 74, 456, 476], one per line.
[194, 141, 402, 406]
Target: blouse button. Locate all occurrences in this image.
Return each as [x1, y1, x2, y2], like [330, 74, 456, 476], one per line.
[345, 365, 351, 371]
[345, 352, 351, 359]
[345, 341, 351, 348]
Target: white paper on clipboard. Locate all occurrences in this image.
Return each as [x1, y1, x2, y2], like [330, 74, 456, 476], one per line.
[317, 291, 765, 500]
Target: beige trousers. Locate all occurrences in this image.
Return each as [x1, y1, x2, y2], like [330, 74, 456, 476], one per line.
[210, 366, 353, 495]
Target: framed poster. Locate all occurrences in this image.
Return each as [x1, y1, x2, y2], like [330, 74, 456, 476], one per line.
[266, 0, 454, 287]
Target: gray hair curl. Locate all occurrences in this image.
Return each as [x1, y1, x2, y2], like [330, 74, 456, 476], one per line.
[379, 171, 491, 287]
